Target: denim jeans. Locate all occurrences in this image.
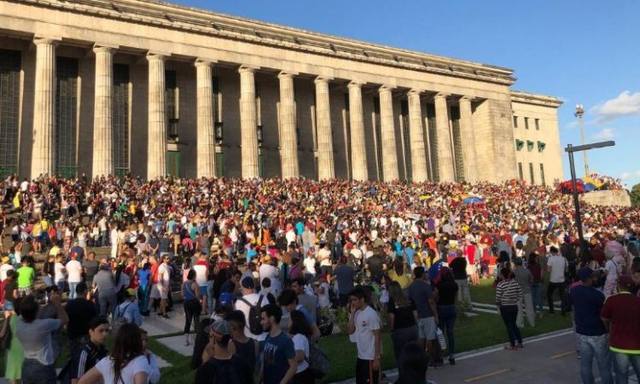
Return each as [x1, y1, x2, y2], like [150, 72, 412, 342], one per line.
[499, 305, 522, 346]
[531, 282, 543, 312]
[22, 358, 56, 384]
[438, 304, 457, 357]
[455, 279, 471, 308]
[68, 282, 78, 300]
[613, 351, 640, 384]
[577, 333, 612, 384]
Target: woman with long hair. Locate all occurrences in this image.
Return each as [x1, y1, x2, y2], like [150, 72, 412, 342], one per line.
[386, 280, 418, 367]
[435, 267, 459, 365]
[289, 310, 314, 384]
[182, 269, 202, 346]
[78, 323, 150, 384]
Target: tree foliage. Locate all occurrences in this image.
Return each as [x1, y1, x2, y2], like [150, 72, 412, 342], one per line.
[631, 183, 640, 207]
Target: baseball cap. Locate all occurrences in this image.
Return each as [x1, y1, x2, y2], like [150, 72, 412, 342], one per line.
[577, 267, 594, 282]
[205, 319, 230, 335]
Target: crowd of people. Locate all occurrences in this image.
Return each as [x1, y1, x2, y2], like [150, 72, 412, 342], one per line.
[0, 174, 639, 384]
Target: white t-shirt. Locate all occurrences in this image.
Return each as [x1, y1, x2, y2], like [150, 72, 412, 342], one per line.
[96, 355, 150, 384]
[192, 262, 208, 286]
[234, 293, 270, 341]
[65, 259, 83, 283]
[158, 263, 171, 286]
[318, 249, 332, 267]
[303, 257, 317, 275]
[292, 333, 310, 373]
[349, 306, 380, 360]
[547, 255, 567, 283]
[0, 264, 15, 281]
[318, 282, 331, 308]
[259, 264, 281, 294]
[54, 262, 66, 284]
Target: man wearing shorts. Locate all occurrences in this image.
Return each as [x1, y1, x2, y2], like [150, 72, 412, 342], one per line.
[408, 266, 439, 363]
[151, 255, 171, 318]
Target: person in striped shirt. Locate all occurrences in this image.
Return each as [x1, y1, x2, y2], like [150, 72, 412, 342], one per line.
[496, 267, 523, 350]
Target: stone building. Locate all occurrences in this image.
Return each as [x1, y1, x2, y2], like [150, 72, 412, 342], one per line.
[0, 0, 563, 184]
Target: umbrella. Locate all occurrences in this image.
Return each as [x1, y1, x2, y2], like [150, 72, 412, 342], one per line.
[463, 196, 483, 204]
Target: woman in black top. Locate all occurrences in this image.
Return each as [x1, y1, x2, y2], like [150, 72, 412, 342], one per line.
[387, 280, 418, 367]
[436, 267, 459, 365]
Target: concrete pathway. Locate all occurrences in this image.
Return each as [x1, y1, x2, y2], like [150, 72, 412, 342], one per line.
[334, 329, 638, 384]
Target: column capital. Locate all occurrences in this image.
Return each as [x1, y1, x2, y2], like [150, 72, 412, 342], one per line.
[92, 44, 117, 54]
[238, 64, 259, 74]
[379, 84, 394, 92]
[434, 92, 450, 99]
[347, 81, 362, 89]
[278, 71, 298, 79]
[146, 51, 168, 61]
[195, 58, 217, 67]
[33, 36, 61, 45]
[314, 76, 333, 84]
[408, 89, 424, 96]
[459, 95, 476, 103]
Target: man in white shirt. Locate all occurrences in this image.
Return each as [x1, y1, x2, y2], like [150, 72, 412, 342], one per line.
[348, 286, 381, 384]
[258, 257, 281, 296]
[0, 256, 15, 282]
[65, 254, 83, 300]
[234, 277, 269, 341]
[546, 246, 568, 315]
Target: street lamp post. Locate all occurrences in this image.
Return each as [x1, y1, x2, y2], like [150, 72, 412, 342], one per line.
[565, 140, 615, 262]
[574, 104, 589, 177]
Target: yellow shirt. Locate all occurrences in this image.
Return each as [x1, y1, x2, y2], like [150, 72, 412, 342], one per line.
[388, 270, 412, 289]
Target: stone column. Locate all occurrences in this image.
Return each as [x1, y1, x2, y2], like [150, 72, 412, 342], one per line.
[434, 93, 455, 182]
[379, 85, 399, 181]
[92, 46, 114, 178]
[459, 96, 477, 182]
[239, 65, 259, 178]
[146, 53, 167, 180]
[278, 71, 299, 178]
[31, 37, 57, 178]
[407, 89, 428, 183]
[195, 60, 216, 178]
[348, 81, 368, 181]
[314, 77, 335, 180]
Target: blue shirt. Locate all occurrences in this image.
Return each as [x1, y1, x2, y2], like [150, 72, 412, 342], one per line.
[116, 300, 143, 326]
[404, 247, 416, 266]
[138, 269, 151, 288]
[568, 284, 607, 336]
[260, 331, 295, 384]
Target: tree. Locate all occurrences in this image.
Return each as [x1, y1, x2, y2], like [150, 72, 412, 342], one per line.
[631, 183, 640, 207]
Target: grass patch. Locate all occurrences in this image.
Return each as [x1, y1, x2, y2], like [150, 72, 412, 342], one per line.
[469, 278, 497, 304]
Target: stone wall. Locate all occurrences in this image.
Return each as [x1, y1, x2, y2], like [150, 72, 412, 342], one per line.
[581, 190, 632, 208]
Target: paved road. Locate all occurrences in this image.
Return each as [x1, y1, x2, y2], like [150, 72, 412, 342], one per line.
[418, 330, 635, 384]
[337, 329, 637, 384]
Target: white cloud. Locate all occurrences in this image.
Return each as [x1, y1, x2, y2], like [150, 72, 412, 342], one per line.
[592, 91, 640, 122]
[620, 170, 640, 180]
[592, 128, 615, 140]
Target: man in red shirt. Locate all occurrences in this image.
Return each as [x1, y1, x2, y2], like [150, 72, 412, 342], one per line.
[601, 275, 640, 382]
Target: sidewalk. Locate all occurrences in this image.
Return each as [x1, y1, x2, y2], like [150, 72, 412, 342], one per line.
[331, 329, 634, 384]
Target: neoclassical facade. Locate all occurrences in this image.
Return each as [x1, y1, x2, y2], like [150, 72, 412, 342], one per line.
[0, 0, 563, 184]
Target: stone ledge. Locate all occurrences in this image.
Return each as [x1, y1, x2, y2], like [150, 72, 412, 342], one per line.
[580, 190, 631, 207]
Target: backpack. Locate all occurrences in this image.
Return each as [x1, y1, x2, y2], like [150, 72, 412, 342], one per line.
[239, 295, 263, 335]
[111, 302, 132, 335]
[307, 342, 330, 379]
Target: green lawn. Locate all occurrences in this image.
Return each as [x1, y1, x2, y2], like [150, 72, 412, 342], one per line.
[469, 278, 497, 304]
[141, 309, 571, 384]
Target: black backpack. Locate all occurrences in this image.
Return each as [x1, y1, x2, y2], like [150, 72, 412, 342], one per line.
[239, 295, 263, 335]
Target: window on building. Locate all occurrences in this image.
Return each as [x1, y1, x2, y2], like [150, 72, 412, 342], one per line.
[55, 57, 79, 178]
[518, 162, 523, 180]
[540, 163, 546, 186]
[513, 115, 518, 128]
[113, 64, 130, 176]
[165, 70, 179, 141]
[535, 118, 540, 130]
[529, 162, 535, 184]
[0, 49, 21, 178]
[524, 117, 529, 130]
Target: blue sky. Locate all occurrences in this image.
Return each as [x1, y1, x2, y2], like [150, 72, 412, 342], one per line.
[175, 0, 640, 187]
